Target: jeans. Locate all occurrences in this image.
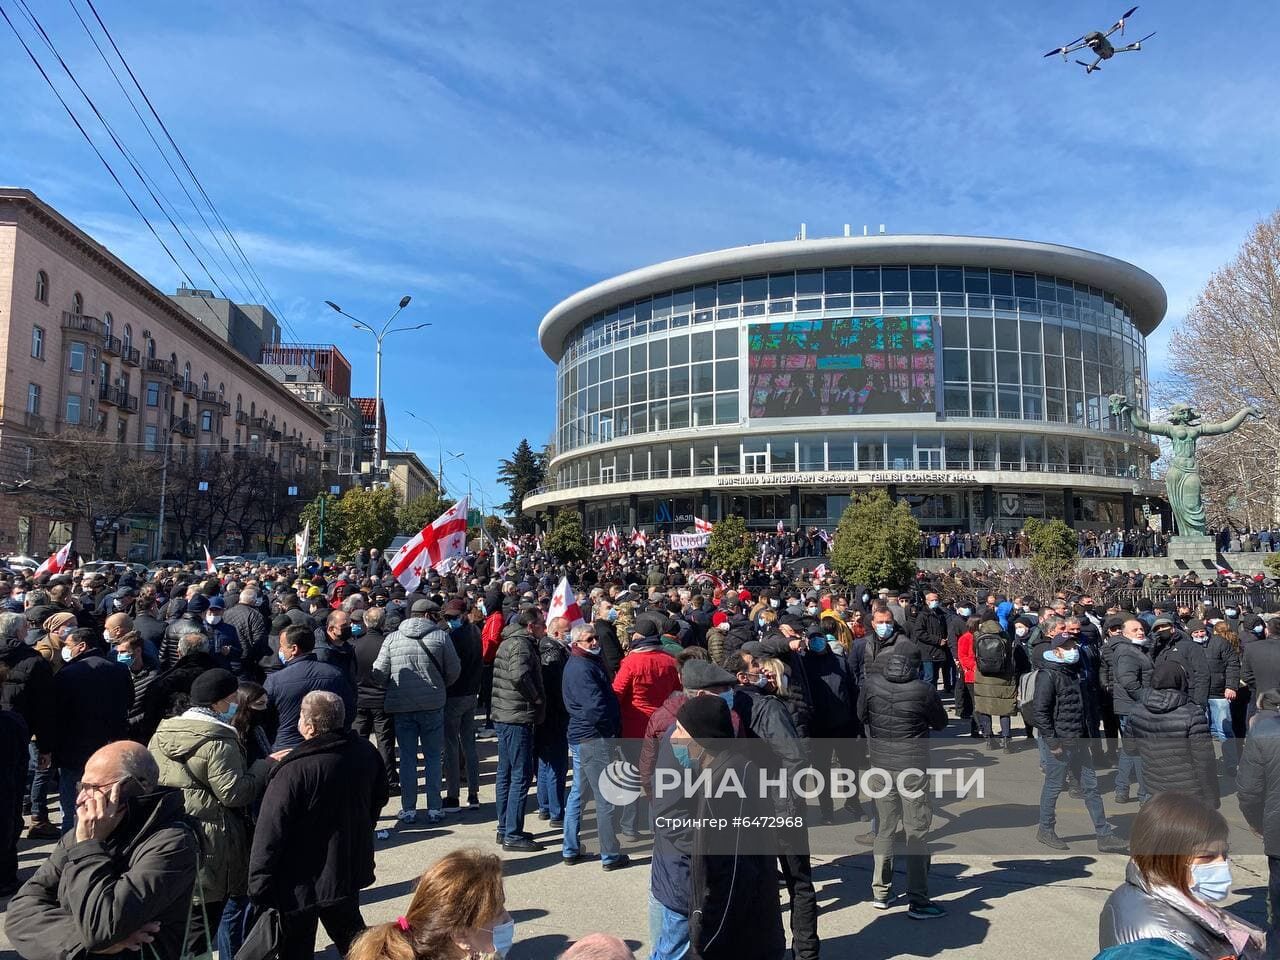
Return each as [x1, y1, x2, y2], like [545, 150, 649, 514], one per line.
[495, 722, 535, 841]
[1039, 742, 1111, 836]
[648, 891, 690, 960]
[218, 895, 251, 960]
[58, 766, 83, 834]
[1207, 698, 1238, 774]
[872, 770, 933, 906]
[1114, 716, 1148, 801]
[778, 850, 819, 960]
[354, 705, 398, 786]
[27, 741, 54, 821]
[562, 739, 621, 863]
[978, 714, 1012, 738]
[536, 726, 569, 820]
[393, 708, 444, 814]
[443, 694, 479, 801]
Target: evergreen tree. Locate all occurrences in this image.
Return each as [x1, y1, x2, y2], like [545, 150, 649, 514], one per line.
[397, 490, 456, 535]
[1022, 517, 1079, 590]
[544, 509, 589, 564]
[497, 438, 547, 533]
[830, 490, 920, 589]
[705, 515, 755, 574]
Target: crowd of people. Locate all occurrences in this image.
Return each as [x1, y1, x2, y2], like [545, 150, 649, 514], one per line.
[914, 527, 1172, 560]
[0, 533, 1277, 960]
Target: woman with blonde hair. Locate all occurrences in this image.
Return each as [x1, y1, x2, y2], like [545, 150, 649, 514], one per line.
[348, 848, 513, 960]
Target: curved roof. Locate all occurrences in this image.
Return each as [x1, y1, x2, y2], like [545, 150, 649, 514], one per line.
[538, 234, 1167, 360]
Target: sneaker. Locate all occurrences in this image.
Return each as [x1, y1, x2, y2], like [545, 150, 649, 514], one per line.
[871, 897, 891, 911]
[908, 902, 947, 920]
[467, 797, 481, 811]
[538, 811, 551, 821]
[855, 831, 876, 846]
[396, 809, 417, 824]
[549, 818, 564, 828]
[1097, 833, 1128, 854]
[426, 811, 447, 826]
[502, 837, 545, 853]
[986, 738, 1001, 751]
[27, 820, 60, 840]
[1068, 785, 1085, 800]
[601, 854, 632, 872]
[442, 797, 461, 813]
[1036, 828, 1068, 850]
[375, 829, 390, 840]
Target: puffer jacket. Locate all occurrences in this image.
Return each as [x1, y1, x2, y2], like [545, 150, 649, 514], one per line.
[612, 643, 681, 740]
[0, 637, 55, 751]
[1200, 634, 1241, 698]
[1125, 686, 1219, 807]
[148, 712, 269, 901]
[491, 623, 545, 726]
[1033, 654, 1087, 750]
[1151, 631, 1211, 708]
[1111, 642, 1154, 717]
[1099, 860, 1264, 960]
[1237, 709, 1280, 856]
[857, 652, 947, 772]
[371, 616, 461, 714]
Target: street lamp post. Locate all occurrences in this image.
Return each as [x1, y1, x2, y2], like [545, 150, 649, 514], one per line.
[154, 417, 189, 560]
[325, 296, 426, 482]
[402, 410, 448, 495]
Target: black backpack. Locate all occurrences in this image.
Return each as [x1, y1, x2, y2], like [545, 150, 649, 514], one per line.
[976, 631, 1011, 675]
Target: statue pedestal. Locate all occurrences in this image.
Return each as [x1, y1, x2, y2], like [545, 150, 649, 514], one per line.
[1166, 535, 1218, 569]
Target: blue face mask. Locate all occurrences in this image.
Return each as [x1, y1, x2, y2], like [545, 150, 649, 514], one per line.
[116, 652, 133, 666]
[1190, 860, 1232, 901]
[1045, 647, 1080, 665]
[719, 689, 735, 711]
[448, 618, 463, 630]
[607, 608, 618, 621]
[219, 703, 239, 722]
[351, 623, 365, 637]
[278, 651, 288, 665]
[874, 623, 894, 638]
[672, 743, 695, 769]
[808, 636, 827, 653]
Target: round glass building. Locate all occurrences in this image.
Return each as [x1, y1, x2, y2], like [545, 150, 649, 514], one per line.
[525, 235, 1168, 533]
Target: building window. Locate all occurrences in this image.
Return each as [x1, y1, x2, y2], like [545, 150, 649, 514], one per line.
[146, 381, 161, 407]
[72, 291, 83, 315]
[123, 324, 132, 353]
[200, 410, 213, 432]
[31, 325, 44, 359]
[183, 361, 191, 384]
[103, 311, 112, 337]
[35, 271, 48, 303]
[26, 383, 40, 415]
[147, 337, 156, 359]
[201, 372, 209, 392]
[65, 394, 81, 425]
[145, 425, 159, 452]
[116, 418, 127, 442]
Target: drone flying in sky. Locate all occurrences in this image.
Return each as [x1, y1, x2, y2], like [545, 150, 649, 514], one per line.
[1043, 6, 1156, 74]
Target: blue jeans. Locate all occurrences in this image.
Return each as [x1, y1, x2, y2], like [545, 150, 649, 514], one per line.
[1039, 742, 1111, 836]
[495, 722, 535, 841]
[58, 766, 83, 834]
[648, 891, 690, 960]
[1207, 698, 1238, 774]
[562, 739, 621, 864]
[1114, 716, 1148, 801]
[28, 742, 54, 821]
[218, 895, 250, 960]
[443, 695, 479, 800]
[536, 733, 569, 821]
[393, 709, 444, 814]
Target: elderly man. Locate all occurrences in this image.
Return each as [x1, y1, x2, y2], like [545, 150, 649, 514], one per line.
[248, 691, 387, 960]
[316, 609, 357, 683]
[5, 741, 200, 960]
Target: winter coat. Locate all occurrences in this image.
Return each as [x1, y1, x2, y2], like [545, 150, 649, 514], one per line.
[1033, 655, 1088, 749]
[1237, 709, 1280, 856]
[161, 616, 206, 668]
[795, 648, 858, 735]
[51, 648, 132, 772]
[1242, 637, 1280, 696]
[4, 790, 200, 960]
[955, 631, 976, 684]
[370, 617, 461, 714]
[561, 648, 621, 744]
[1099, 861, 1264, 960]
[0, 636, 55, 751]
[1201, 635, 1241, 698]
[538, 636, 570, 739]
[314, 639, 358, 686]
[140, 651, 221, 743]
[353, 627, 388, 710]
[1151, 633, 1211, 709]
[612, 644, 681, 739]
[264, 652, 356, 751]
[857, 653, 947, 772]
[219, 603, 268, 668]
[909, 605, 949, 663]
[707, 626, 728, 668]
[971, 627, 1019, 718]
[593, 618, 623, 677]
[864, 623, 913, 677]
[247, 730, 387, 913]
[1111, 642, 1155, 717]
[447, 622, 484, 698]
[148, 712, 269, 901]
[1125, 687, 1219, 807]
[491, 624, 545, 726]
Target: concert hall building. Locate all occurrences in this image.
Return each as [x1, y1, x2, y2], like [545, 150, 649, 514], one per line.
[524, 234, 1168, 534]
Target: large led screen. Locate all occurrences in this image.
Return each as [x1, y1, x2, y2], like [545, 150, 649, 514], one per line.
[747, 316, 936, 418]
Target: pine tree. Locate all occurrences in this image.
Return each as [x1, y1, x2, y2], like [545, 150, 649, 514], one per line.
[830, 490, 920, 589]
[544, 509, 588, 564]
[706, 515, 755, 574]
[497, 438, 547, 533]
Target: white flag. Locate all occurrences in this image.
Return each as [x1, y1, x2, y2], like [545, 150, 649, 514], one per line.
[34, 540, 73, 578]
[546, 575, 585, 628]
[295, 520, 310, 570]
[389, 496, 470, 590]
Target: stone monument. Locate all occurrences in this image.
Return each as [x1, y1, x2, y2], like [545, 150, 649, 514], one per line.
[1108, 394, 1263, 564]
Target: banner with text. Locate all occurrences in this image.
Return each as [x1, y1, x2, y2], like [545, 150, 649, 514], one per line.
[670, 532, 711, 550]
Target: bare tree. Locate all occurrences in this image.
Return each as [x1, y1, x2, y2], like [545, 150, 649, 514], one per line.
[1166, 209, 1280, 531]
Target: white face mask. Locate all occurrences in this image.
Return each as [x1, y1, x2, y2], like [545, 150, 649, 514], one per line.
[61, 645, 74, 662]
[206, 614, 222, 625]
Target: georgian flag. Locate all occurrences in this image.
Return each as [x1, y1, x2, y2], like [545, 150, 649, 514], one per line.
[777, 520, 785, 534]
[501, 537, 519, 557]
[812, 563, 828, 583]
[295, 521, 310, 570]
[631, 527, 647, 547]
[691, 572, 725, 591]
[608, 525, 621, 551]
[389, 496, 470, 590]
[34, 540, 73, 578]
[773, 554, 783, 573]
[204, 545, 216, 574]
[547, 575, 585, 628]
[694, 517, 713, 534]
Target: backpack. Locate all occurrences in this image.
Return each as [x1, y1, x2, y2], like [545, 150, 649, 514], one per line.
[1016, 668, 1039, 729]
[976, 632, 1011, 676]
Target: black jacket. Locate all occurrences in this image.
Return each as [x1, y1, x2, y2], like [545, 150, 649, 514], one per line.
[491, 624, 545, 726]
[221, 603, 269, 667]
[864, 624, 912, 678]
[1033, 655, 1088, 749]
[248, 730, 387, 912]
[536, 637, 569, 739]
[1201, 634, 1241, 698]
[140, 651, 221, 743]
[447, 622, 484, 698]
[857, 653, 947, 771]
[1237, 710, 1280, 856]
[4, 789, 199, 960]
[133, 612, 168, 654]
[353, 627, 387, 710]
[1151, 631, 1211, 708]
[1126, 686, 1219, 807]
[1111, 642, 1154, 717]
[909, 605, 949, 663]
[0, 638, 55, 751]
[593, 619, 623, 677]
[51, 648, 132, 771]
[1242, 637, 1280, 697]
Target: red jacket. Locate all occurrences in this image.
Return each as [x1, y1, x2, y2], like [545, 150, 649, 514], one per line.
[611, 646, 681, 739]
[955, 631, 977, 684]
[480, 612, 505, 665]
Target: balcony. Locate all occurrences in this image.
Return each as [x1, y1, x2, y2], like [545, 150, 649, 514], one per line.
[199, 390, 220, 404]
[270, 429, 282, 442]
[220, 438, 230, 453]
[234, 410, 249, 425]
[122, 393, 139, 414]
[61, 311, 102, 335]
[252, 416, 268, 429]
[145, 357, 172, 376]
[102, 335, 122, 357]
[22, 411, 45, 433]
[98, 383, 118, 406]
[181, 380, 198, 399]
[121, 347, 141, 367]
[174, 419, 196, 439]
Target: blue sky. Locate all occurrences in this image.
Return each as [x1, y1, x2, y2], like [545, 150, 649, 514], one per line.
[3, 0, 1278, 508]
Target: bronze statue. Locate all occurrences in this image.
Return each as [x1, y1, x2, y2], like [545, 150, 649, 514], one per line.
[1108, 394, 1263, 537]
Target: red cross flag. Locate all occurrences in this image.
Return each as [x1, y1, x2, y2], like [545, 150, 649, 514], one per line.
[204, 545, 216, 575]
[34, 540, 73, 578]
[389, 496, 471, 591]
[631, 527, 647, 548]
[546, 575, 585, 629]
[694, 517, 713, 534]
[812, 563, 828, 583]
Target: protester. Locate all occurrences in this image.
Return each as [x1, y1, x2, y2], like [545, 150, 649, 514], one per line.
[1236, 687, 1280, 957]
[491, 609, 546, 852]
[353, 604, 398, 791]
[1124, 663, 1219, 808]
[443, 598, 484, 813]
[266, 623, 356, 751]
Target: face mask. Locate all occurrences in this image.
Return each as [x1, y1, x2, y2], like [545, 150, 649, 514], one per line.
[13, 592, 24, 604]
[583, 645, 601, 657]
[1192, 633, 1208, 644]
[607, 608, 618, 621]
[716, 623, 729, 632]
[490, 919, 515, 958]
[719, 689, 735, 711]
[672, 743, 696, 769]
[769, 599, 779, 609]
[862, 594, 869, 603]
[61, 645, 74, 662]
[809, 636, 827, 653]
[278, 650, 289, 665]
[219, 703, 239, 722]
[1131, 636, 1149, 646]
[874, 623, 893, 638]
[806, 606, 819, 616]
[207, 615, 222, 625]
[1253, 624, 1264, 635]
[1225, 609, 1238, 618]
[1045, 647, 1080, 665]
[928, 600, 939, 610]
[448, 617, 463, 630]
[1190, 860, 1232, 902]
[1207, 618, 1221, 626]
[753, 675, 770, 690]
[351, 623, 365, 637]
[116, 652, 133, 666]
[957, 607, 971, 617]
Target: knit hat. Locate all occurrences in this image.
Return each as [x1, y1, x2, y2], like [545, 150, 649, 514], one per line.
[681, 660, 736, 691]
[442, 598, 466, 616]
[676, 695, 734, 743]
[42, 611, 76, 635]
[1185, 619, 1206, 635]
[632, 619, 660, 638]
[190, 668, 238, 707]
[711, 611, 729, 628]
[1151, 662, 1188, 691]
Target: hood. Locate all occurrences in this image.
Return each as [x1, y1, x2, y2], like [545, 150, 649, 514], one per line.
[882, 653, 919, 684]
[149, 716, 236, 763]
[1142, 685, 1189, 714]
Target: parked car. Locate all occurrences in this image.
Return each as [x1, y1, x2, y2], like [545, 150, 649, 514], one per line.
[2, 555, 40, 571]
[80, 560, 148, 577]
[212, 555, 245, 567]
[147, 559, 188, 570]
